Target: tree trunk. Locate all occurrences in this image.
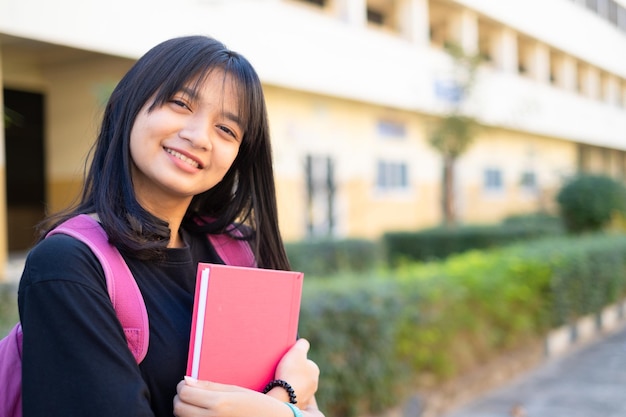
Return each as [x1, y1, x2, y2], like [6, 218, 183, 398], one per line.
[442, 155, 456, 227]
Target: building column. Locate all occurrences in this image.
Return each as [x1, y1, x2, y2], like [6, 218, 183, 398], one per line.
[492, 27, 518, 73]
[604, 74, 620, 105]
[557, 54, 577, 91]
[337, 0, 366, 27]
[0, 41, 8, 282]
[396, 0, 429, 45]
[448, 8, 478, 54]
[529, 42, 550, 83]
[580, 65, 601, 99]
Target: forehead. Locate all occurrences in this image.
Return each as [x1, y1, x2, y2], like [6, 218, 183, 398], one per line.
[185, 71, 247, 122]
[185, 71, 237, 101]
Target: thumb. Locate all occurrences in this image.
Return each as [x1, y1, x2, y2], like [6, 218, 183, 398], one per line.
[293, 338, 310, 354]
[184, 376, 202, 386]
[183, 376, 214, 389]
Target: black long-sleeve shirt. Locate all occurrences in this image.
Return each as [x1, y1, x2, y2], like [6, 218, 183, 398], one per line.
[18, 229, 222, 416]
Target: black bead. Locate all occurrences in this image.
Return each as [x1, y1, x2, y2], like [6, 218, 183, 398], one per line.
[262, 379, 298, 404]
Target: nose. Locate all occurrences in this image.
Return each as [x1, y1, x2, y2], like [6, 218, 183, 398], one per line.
[179, 113, 212, 151]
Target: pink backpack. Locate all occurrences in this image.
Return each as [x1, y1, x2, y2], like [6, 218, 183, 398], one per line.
[0, 214, 255, 417]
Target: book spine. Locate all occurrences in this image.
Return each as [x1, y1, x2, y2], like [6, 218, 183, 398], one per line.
[187, 267, 211, 378]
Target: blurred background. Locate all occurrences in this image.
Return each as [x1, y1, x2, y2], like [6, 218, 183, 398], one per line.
[2, 0, 626, 416]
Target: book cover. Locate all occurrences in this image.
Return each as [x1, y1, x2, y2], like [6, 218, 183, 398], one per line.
[186, 263, 304, 392]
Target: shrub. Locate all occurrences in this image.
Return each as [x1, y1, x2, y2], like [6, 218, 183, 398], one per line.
[501, 212, 563, 230]
[382, 222, 561, 265]
[556, 174, 626, 233]
[298, 233, 626, 416]
[285, 238, 382, 276]
[299, 278, 408, 417]
[0, 283, 19, 337]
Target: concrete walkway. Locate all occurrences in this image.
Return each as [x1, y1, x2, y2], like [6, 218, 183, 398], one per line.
[442, 326, 626, 417]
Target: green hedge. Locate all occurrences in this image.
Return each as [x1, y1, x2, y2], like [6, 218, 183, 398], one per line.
[299, 232, 626, 417]
[0, 283, 18, 337]
[300, 279, 406, 416]
[382, 220, 563, 265]
[285, 238, 382, 276]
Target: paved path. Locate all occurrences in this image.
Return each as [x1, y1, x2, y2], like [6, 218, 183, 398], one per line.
[442, 327, 626, 417]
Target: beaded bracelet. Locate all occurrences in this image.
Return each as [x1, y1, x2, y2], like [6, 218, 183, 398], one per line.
[262, 379, 298, 404]
[284, 402, 303, 417]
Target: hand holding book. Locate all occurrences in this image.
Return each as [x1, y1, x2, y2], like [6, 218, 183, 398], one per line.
[178, 263, 322, 416]
[175, 340, 321, 417]
[271, 338, 320, 409]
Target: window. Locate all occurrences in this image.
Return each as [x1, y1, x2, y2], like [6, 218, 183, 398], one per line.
[520, 171, 538, 193]
[570, 0, 626, 32]
[365, 0, 402, 33]
[305, 155, 336, 237]
[618, 6, 626, 31]
[429, 1, 450, 48]
[377, 160, 409, 190]
[609, 0, 619, 24]
[517, 37, 531, 76]
[549, 51, 560, 86]
[484, 168, 503, 192]
[586, 0, 598, 12]
[377, 120, 406, 139]
[367, 8, 385, 25]
[478, 20, 495, 63]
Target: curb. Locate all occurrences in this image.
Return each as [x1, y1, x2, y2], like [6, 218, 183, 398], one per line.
[544, 298, 626, 358]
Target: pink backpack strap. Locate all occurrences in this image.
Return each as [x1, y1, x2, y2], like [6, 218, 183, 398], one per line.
[0, 323, 23, 417]
[46, 214, 149, 363]
[207, 224, 256, 268]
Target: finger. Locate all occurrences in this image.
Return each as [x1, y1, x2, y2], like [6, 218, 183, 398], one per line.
[294, 338, 310, 353]
[177, 383, 217, 409]
[173, 394, 207, 417]
[184, 376, 248, 393]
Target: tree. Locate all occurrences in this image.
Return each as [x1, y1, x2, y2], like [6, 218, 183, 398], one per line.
[556, 174, 626, 233]
[429, 43, 482, 227]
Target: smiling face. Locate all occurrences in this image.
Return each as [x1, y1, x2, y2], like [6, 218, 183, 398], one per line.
[129, 71, 243, 218]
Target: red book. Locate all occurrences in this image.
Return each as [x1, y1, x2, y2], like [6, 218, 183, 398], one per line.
[186, 263, 304, 391]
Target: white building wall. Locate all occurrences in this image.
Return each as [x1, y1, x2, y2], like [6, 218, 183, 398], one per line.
[1, 0, 625, 152]
[1, 0, 626, 247]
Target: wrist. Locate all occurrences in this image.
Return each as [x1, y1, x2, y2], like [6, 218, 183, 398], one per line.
[266, 386, 290, 403]
[284, 402, 304, 417]
[262, 379, 298, 404]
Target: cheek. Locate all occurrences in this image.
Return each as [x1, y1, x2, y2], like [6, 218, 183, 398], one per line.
[217, 143, 241, 171]
[128, 127, 145, 168]
[129, 115, 148, 151]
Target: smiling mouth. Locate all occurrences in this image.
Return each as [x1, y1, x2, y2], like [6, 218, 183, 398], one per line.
[165, 148, 201, 169]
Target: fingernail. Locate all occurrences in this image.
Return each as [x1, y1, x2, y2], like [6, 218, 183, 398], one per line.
[184, 376, 198, 384]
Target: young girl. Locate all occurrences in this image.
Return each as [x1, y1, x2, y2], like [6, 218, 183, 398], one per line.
[18, 35, 323, 417]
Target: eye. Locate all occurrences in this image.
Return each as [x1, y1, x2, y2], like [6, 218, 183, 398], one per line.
[170, 99, 192, 111]
[218, 125, 239, 139]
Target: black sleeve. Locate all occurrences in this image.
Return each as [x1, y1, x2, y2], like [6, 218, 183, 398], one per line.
[18, 235, 154, 417]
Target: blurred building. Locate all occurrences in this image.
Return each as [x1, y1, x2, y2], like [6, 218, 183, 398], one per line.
[1, 0, 626, 277]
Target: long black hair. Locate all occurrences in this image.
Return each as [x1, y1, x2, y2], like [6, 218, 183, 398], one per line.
[43, 35, 290, 270]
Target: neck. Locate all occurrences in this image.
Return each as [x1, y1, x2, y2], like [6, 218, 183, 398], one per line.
[167, 216, 185, 248]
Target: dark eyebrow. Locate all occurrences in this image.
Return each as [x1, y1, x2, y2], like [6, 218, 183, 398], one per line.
[223, 111, 242, 128]
[179, 86, 198, 101]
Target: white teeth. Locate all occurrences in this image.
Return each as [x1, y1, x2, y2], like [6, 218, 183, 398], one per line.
[166, 149, 200, 169]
